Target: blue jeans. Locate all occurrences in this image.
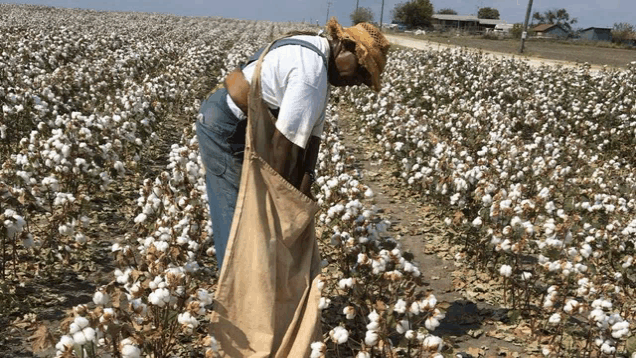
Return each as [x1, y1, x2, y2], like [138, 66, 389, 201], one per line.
[196, 88, 246, 270]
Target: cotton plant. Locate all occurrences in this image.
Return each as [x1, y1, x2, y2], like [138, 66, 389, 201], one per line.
[341, 46, 636, 355]
[5, 3, 636, 357]
[54, 122, 220, 356]
[12, 8, 321, 356]
[311, 103, 447, 357]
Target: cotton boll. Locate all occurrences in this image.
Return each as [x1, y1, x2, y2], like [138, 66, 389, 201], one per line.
[338, 277, 354, 289]
[394, 299, 407, 314]
[343, 306, 356, 319]
[74, 316, 89, 329]
[601, 342, 616, 354]
[542, 347, 552, 356]
[611, 320, 630, 338]
[548, 313, 561, 325]
[318, 297, 331, 310]
[329, 326, 349, 344]
[197, 289, 213, 306]
[356, 352, 371, 358]
[422, 335, 443, 349]
[421, 294, 437, 310]
[178, 311, 199, 330]
[499, 264, 512, 277]
[72, 330, 87, 345]
[364, 188, 374, 198]
[82, 327, 96, 342]
[93, 291, 109, 305]
[148, 288, 170, 307]
[55, 335, 74, 351]
[364, 330, 378, 346]
[121, 344, 141, 358]
[425, 316, 440, 331]
[69, 322, 81, 335]
[520, 272, 532, 281]
[396, 319, 410, 334]
[409, 301, 421, 314]
[366, 320, 380, 331]
[316, 279, 325, 291]
[310, 341, 325, 358]
[367, 309, 380, 323]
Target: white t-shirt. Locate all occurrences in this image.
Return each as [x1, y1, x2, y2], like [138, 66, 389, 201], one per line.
[226, 35, 330, 149]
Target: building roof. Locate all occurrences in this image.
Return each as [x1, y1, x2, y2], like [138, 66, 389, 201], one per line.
[432, 14, 506, 26]
[432, 14, 479, 21]
[580, 27, 612, 32]
[495, 23, 514, 30]
[532, 23, 565, 32]
[479, 19, 506, 26]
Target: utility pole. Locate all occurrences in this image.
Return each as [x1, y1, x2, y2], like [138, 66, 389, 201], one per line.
[379, 0, 385, 29]
[519, 0, 533, 53]
[326, 0, 333, 24]
[355, 0, 359, 12]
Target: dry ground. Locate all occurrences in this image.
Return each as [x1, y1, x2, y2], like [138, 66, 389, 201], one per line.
[385, 32, 636, 70]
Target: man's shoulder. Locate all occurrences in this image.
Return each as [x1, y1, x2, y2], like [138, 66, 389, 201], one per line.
[276, 35, 329, 58]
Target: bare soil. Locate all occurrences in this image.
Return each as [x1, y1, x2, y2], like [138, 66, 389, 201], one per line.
[392, 32, 636, 69]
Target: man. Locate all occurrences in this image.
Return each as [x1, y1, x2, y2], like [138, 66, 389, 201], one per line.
[197, 17, 390, 270]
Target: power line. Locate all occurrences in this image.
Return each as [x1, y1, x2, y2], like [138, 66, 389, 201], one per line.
[380, 0, 385, 29]
[519, 0, 534, 53]
[326, 0, 333, 25]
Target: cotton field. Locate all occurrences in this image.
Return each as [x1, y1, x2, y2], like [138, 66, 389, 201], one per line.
[1, 3, 635, 358]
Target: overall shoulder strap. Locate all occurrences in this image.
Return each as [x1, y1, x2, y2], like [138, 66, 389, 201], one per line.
[241, 36, 328, 70]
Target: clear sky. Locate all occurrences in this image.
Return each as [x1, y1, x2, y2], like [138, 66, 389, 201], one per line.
[1, 0, 631, 29]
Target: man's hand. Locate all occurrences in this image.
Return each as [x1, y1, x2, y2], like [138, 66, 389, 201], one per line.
[299, 172, 314, 199]
[270, 131, 321, 199]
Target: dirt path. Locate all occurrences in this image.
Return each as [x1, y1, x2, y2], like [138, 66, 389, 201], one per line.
[337, 104, 535, 357]
[385, 34, 607, 74]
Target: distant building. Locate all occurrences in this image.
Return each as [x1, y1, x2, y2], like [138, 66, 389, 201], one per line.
[494, 23, 514, 34]
[431, 14, 506, 32]
[479, 18, 507, 32]
[579, 27, 612, 41]
[532, 23, 568, 38]
[432, 14, 479, 31]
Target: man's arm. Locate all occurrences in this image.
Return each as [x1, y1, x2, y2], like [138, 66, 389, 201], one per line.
[270, 132, 321, 198]
[299, 136, 321, 197]
[270, 129, 305, 190]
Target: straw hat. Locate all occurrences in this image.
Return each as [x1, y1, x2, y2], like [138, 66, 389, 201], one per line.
[326, 17, 391, 92]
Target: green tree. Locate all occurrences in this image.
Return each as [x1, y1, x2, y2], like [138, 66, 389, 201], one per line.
[477, 7, 500, 20]
[437, 8, 457, 15]
[612, 22, 635, 43]
[350, 7, 375, 25]
[392, 0, 434, 29]
[532, 8, 577, 33]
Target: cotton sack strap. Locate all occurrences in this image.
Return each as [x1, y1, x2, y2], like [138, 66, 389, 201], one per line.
[240, 37, 329, 71]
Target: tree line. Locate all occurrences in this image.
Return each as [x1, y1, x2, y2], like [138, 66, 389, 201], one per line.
[349, 0, 500, 28]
